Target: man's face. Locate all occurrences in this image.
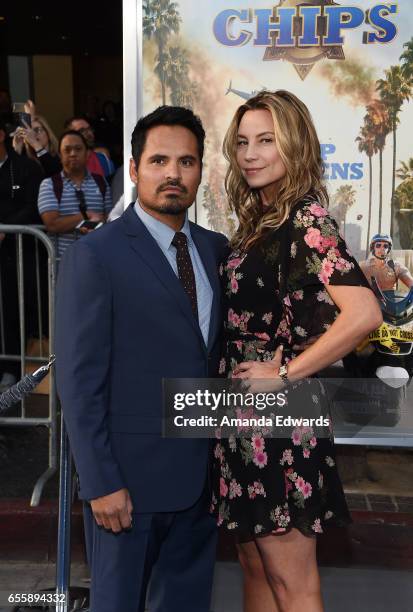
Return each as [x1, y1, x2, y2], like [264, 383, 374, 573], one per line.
[129, 125, 202, 216]
[60, 134, 89, 174]
[373, 241, 391, 260]
[70, 119, 95, 148]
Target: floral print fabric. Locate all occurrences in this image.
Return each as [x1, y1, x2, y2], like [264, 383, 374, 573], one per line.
[211, 200, 370, 539]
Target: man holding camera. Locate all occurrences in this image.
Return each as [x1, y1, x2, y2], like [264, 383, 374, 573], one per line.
[37, 130, 112, 258]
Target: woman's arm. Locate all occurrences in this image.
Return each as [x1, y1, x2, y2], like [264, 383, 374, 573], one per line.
[286, 285, 382, 381]
[233, 285, 382, 383]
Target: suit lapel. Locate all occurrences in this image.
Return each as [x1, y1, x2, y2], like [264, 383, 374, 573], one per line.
[122, 205, 205, 348]
[190, 223, 221, 353]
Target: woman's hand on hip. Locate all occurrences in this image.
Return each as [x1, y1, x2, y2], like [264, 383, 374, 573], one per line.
[232, 345, 285, 392]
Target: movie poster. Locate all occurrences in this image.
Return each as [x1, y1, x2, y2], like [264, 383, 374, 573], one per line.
[128, 1, 413, 442]
[140, 1, 412, 256]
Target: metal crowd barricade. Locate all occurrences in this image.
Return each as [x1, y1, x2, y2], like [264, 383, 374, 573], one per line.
[0, 224, 57, 506]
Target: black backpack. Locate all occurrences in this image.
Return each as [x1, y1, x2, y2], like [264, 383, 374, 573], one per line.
[51, 172, 107, 204]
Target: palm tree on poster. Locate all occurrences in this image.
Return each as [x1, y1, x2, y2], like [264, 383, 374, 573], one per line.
[332, 184, 357, 238]
[356, 121, 377, 256]
[376, 66, 411, 235]
[394, 178, 413, 248]
[396, 158, 413, 182]
[143, 0, 181, 104]
[203, 183, 236, 236]
[400, 37, 413, 83]
[160, 45, 197, 107]
[364, 100, 391, 233]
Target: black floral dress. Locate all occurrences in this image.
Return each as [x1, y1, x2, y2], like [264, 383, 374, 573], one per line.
[210, 200, 371, 539]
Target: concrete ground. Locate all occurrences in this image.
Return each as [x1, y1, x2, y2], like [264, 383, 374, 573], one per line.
[0, 561, 412, 611]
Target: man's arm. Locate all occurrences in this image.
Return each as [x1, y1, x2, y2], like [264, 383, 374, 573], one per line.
[38, 179, 103, 233]
[56, 240, 132, 531]
[41, 210, 84, 233]
[396, 263, 413, 289]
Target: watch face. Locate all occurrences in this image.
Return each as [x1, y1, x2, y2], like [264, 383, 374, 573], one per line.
[279, 365, 288, 379]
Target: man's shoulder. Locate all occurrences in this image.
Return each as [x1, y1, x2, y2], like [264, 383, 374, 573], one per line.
[393, 260, 409, 275]
[39, 175, 52, 188]
[38, 174, 63, 203]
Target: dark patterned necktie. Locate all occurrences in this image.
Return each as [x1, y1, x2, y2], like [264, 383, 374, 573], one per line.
[172, 232, 198, 319]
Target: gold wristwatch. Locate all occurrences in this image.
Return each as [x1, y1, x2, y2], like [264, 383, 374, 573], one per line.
[278, 364, 289, 384]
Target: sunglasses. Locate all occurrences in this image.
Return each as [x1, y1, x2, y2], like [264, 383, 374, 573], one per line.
[74, 189, 88, 219]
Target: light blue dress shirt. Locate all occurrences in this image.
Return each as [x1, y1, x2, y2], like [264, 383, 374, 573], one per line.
[134, 202, 213, 346]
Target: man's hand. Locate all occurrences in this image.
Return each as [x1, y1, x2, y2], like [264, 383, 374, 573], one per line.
[12, 127, 25, 154]
[24, 99, 37, 117]
[90, 488, 133, 533]
[23, 126, 43, 151]
[78, 212, 105, 235]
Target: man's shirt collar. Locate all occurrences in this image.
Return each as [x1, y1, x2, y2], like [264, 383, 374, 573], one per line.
[62, 169, 91, 184]
[134, 200, 192, 251]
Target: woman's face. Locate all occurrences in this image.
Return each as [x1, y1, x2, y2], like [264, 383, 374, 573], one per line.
[32, 120, 49, 149]
[236, 109, 286, 203]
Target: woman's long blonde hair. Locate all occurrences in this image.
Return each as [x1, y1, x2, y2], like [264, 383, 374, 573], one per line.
[26, 115, 59, 160]
[224, 90, 328, 250]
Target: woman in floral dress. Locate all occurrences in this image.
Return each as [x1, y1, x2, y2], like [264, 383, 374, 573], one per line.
[210, 91, 382, 612]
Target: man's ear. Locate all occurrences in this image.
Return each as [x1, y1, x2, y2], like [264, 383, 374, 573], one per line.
[129, 157, 138, 185]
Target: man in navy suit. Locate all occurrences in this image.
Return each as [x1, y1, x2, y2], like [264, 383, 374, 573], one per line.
[55, 106, 227, 612]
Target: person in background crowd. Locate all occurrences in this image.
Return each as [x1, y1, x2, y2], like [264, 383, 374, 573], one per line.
[96, 100, 123, 167]
[12, 114, 62, 178]
[107, 163, 126, 221]
[64, 115, 115, 178]
[0, 117, 43, 390]
[0, 90, 12, 114]
[37, 130, 112, 258]
[110, 163, 124, 205]
[0, 90, 14, 132]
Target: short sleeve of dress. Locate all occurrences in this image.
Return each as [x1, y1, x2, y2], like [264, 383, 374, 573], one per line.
[285, 201, 371, 344]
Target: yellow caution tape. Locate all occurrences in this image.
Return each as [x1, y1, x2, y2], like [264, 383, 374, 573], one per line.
[356, 323, 413, 354]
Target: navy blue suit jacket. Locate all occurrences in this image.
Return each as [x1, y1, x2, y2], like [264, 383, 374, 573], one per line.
[55, 204, 227, 512]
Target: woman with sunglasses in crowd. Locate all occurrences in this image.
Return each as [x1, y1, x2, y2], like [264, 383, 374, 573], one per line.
[13, 114, 62, 177]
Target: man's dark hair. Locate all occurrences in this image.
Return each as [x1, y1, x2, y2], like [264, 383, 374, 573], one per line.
[63, 114, 91, 130]
[59, 129, 88, 151]
[131, 106, 205, 169]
